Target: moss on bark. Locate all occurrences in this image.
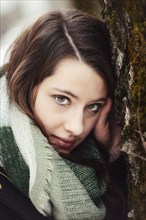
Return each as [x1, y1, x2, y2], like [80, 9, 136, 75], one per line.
[100, 1, 146, 219]
[71, 0, 146, 219]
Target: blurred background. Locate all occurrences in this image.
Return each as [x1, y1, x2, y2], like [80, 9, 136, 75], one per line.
[0, 0, 101, 66]
[0, 0, 72, 65]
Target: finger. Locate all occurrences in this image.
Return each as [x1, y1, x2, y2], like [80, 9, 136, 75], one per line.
[109, 126, 122, 161]
[100, 97, 112, 116]
[96, 97, 112, 128]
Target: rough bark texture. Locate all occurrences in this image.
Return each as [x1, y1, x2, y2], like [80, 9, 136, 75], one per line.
[72, 0, 146, 219]
[98, 1, 146, 219]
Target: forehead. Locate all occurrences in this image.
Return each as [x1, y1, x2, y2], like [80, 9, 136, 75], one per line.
[41, 58, 108, 100]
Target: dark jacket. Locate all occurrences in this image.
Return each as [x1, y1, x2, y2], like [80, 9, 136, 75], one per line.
[104, 155, 128, 220]
[0, 166, 54, 220]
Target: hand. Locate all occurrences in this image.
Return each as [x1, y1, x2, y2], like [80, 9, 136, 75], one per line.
[93, 97, 122, 162]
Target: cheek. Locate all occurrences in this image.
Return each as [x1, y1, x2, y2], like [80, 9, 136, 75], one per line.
[83, 111, 102, 138]
[39, 112, 58, 129]
[40, 117, 60, 137]
[83, 116, 99, 137]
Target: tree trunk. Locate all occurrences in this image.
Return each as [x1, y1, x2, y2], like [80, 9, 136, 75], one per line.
[72, 1, 146, 219]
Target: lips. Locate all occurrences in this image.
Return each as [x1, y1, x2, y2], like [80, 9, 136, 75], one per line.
[50, 135, 75, 149]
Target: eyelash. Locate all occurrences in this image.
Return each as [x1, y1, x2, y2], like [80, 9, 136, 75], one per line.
[54, 95, 103, 113]
[55, 95, 70, 106]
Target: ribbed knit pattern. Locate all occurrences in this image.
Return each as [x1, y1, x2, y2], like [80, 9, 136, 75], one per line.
[63, 137, 106, 205]
[50, 151, 106, 220]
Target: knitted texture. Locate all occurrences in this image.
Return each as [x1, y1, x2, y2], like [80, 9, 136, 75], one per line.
[0, 126, 29, 194]
[0, 74, 107, 219]
[50, 151, 106, 220]
[63, 137, 106, 205]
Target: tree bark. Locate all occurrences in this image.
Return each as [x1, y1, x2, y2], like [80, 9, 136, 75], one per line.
[100, 1, 146, 219]
[72, 1, 146, 219]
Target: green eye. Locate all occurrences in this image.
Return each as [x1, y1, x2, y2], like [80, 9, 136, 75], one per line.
[55, 96, 69, 105]
[87, 104, 101, 112]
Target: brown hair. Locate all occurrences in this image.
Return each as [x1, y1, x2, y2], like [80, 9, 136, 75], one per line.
[5, 9, 115, 120]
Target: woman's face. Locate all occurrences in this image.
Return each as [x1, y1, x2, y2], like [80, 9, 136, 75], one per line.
[34, 58, 108, 154]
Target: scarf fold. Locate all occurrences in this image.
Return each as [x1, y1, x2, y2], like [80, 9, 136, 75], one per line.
[0, 74, 107, 220]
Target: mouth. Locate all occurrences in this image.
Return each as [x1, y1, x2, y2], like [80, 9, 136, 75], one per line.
[49, 135, 76, 150]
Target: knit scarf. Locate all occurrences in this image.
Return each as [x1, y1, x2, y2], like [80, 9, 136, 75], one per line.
[0, 74, 107, 220]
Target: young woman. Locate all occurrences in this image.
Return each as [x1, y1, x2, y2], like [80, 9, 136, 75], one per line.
[0, 9, 127, 220]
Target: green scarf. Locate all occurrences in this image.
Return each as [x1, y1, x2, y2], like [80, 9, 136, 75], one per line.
[0, 74, 107, 220]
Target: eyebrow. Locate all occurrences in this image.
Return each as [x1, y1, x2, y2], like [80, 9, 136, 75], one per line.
[51, 87, 107, 102]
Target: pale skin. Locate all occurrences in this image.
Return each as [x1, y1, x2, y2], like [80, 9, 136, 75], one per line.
[34, 58, 121, 161]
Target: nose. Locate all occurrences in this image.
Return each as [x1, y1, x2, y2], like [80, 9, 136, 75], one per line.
[64, 110, 84, 136]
